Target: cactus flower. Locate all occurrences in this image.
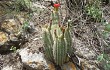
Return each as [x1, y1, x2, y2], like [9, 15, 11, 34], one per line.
[54, 3, 60, 8]
[53, 3, 60, 11]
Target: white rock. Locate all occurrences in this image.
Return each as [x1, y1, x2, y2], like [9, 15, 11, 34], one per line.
[2, 65, 12, 70]
[19, 48, 48, 70]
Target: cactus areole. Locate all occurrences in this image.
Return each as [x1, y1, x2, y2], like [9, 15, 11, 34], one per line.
[53, 3, 60, 11]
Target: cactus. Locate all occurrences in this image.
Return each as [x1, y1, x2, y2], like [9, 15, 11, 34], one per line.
[65, 22, 72, 54]
[43, 27, 54, 62]
[42, 3, 73, 66]
[53, 29, 68, 66]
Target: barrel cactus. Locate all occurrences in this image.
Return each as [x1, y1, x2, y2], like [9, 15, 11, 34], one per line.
[42, 3, 72, 66]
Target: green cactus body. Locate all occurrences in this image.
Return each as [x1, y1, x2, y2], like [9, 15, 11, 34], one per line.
[60, 36, 67, 65]
[53, 36, 58, 65]
[43, 4, 73, 66]
[52, 11, 59, 25]
[65, 25, 72, 54]
[53, 33, 67, 66]
[43, 28, 54, 62]
[51, 24, 61, 40]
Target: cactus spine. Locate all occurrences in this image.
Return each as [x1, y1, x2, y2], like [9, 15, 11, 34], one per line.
[42, 3, 72, 66]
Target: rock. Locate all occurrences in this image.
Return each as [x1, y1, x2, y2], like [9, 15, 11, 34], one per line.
[0, 18, 22, 42]
[0, 15, 34, 53]
[2, 65, 13, 70]
[1, 19, 21, 35]
[0, 31, 8, 46]
[19, 47, 49, 70]
[0, 53, 23, 70]
[0, 18, 22, 53]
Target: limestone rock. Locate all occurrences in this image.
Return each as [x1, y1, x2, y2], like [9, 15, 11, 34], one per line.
[0, 31, 8, 46]
[19, 47, 49, 70]
[0, 53, 23, 70]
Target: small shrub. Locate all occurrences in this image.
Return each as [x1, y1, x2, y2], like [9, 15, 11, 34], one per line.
[97, 53, 110, 70]
[85, 0, 102, 22]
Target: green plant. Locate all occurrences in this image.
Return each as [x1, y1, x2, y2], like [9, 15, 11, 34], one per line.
[101, 20, 110, 39]
[10, 46, 17, 52]
[14, 0, 32, 11]
[104, 24, 110, 32]
[0, 0, 32, 14]
[100, 20, 110, 70]
[42, 3, 72, 66]
[22, 21, 30, 30]
[85, 0, 102, 22]
[97, 53, 110, 70]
